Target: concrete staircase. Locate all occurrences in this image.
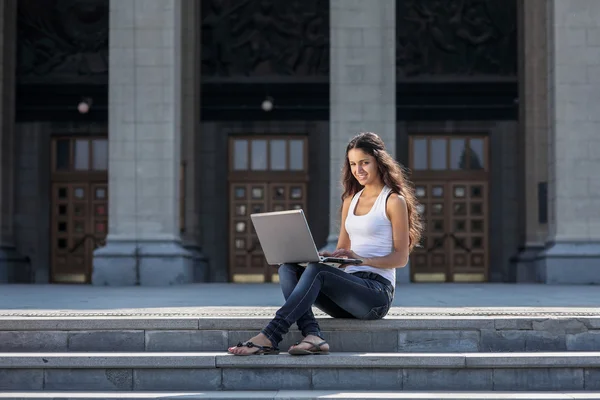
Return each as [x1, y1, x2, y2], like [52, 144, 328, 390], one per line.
[0, 309, 599, 399]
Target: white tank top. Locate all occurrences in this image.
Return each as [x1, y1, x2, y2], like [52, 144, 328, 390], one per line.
[344, 186, 396, 288]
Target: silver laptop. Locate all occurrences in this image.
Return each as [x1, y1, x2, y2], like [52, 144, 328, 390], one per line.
[250, 209, 362, 266]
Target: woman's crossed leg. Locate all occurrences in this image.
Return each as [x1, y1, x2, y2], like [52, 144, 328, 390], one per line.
[227, 262, 391, 355]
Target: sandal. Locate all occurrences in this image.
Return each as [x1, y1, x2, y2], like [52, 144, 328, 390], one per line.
[228, 341, 280, 356]
[288, 340, 330, 355]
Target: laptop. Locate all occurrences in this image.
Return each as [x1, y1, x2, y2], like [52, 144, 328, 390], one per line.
[250, 209, 363, 266]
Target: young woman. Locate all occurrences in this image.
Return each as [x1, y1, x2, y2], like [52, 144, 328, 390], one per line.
[228, 132, 422, 356]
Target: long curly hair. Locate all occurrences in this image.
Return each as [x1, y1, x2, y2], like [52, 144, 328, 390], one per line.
[341, 132, 423, 252]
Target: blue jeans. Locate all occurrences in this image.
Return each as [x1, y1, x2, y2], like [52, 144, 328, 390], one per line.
[260, 262, 394, 347]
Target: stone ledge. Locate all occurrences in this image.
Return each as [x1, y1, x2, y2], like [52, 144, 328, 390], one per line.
[0, 317, 200, 331]
[1, 391, 600, 400]
[2, 307, 600, 318]
[1, 315, 599, 331]
[466, 352, 600, 368]
[1, 352, 599, 369]
[216, 353, 464, 368]
[0, 352, 219, 368]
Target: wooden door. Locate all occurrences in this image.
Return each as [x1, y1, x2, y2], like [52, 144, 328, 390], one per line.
[50, 137, 108, 283]
[409, 135, 490, 282]
[228, 136, 309, 283]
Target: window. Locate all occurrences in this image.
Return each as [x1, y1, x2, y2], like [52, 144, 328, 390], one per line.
[231, 137, 307, 172]
[53, 137, 108, 172]
[410, 136, 488, 172]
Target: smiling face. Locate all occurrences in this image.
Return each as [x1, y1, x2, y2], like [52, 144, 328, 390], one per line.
[347, 148, 381, 187]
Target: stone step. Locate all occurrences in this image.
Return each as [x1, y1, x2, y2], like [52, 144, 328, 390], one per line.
[1, 352, 599, 391]
[1, 391, 600, 400]
[0, 314, 598, 353]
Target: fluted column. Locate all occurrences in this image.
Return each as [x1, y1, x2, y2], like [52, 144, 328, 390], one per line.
[540, 0, 600, 284]
[514, 0, 549, 281]
[180, 0, 207, 281]
[0, 0, 27, 283]
[324, 0, 396, 250]
[93, 0, 192, 285]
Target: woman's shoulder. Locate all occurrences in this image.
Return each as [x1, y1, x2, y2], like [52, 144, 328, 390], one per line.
[385, 192, 407, 211]
[341, 193, 355, 211]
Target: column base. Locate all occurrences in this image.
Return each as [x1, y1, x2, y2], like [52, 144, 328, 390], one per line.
[0, 245, 30, 283]
[92, 239, 193, 286]
[539, 242, 600, 284]
[511, 245, 545, 283]
[183, 243, 209, 282]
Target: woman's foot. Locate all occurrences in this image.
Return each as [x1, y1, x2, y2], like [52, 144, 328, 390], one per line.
[227, 333, 277, 356]
[288, 334, 330, 354]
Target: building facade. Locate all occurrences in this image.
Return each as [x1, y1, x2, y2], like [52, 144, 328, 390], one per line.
[0, 0, 598, 285]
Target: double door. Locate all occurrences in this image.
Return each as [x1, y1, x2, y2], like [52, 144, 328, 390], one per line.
[410, 180, 488, 282]
[408, 135, 490, 282]
[228, 136, 309, 283]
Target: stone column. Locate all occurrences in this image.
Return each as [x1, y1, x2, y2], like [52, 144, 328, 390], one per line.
[514, 0, 550, 282]
[0, 0, 27, 283]
[93, 0, 192, 286]
[324, 0, 396, 250]
[540, 0, 600, 284]
[180, 0, 207, 281]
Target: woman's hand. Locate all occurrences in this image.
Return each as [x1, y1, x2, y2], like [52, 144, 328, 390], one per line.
[319, 251, 332, 257]
[332, 248, 361, 260]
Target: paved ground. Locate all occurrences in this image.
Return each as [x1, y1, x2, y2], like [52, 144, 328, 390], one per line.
[0, 284, 599, 315]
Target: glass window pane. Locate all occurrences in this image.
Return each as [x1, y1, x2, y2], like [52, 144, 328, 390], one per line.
[95, 188, 106, 199]
[251, 140, 267, 170]
[252, 187, 263, 199]
[289, 140, 304, 171]
[92, 139, 108, 170]
[430, 139, 447, 170]
[270, 140, 286, 170]
[56, 139, 70, 170]
[235, 221, 246, 233]
[74, 188, 85, 199]
[74, 140, 89, 170]
[233, 140, 248, 170]
[450, 139, 467, 170]
[291, 187, 302, 199]
[235, 205, 246, 216]
[412, 138, 427, 170]
[234, 187, 246, 199]
[432, 186, 444, 197]
[469, 139, 485, 170]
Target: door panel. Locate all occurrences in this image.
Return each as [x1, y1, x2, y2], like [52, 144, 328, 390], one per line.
[447, 181, 488, 282]
[229, 182, 269, 283]
[229, 182, 307, 283]
[51, 183, 108, 283]
[411, 182, 449, 282]
[411, 180, 489, 282]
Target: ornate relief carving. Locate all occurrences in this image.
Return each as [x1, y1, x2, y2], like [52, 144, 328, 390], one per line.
[396, 0, 517, 79]
[201, 0, 329, 80]
[17, 0, 108, 84]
